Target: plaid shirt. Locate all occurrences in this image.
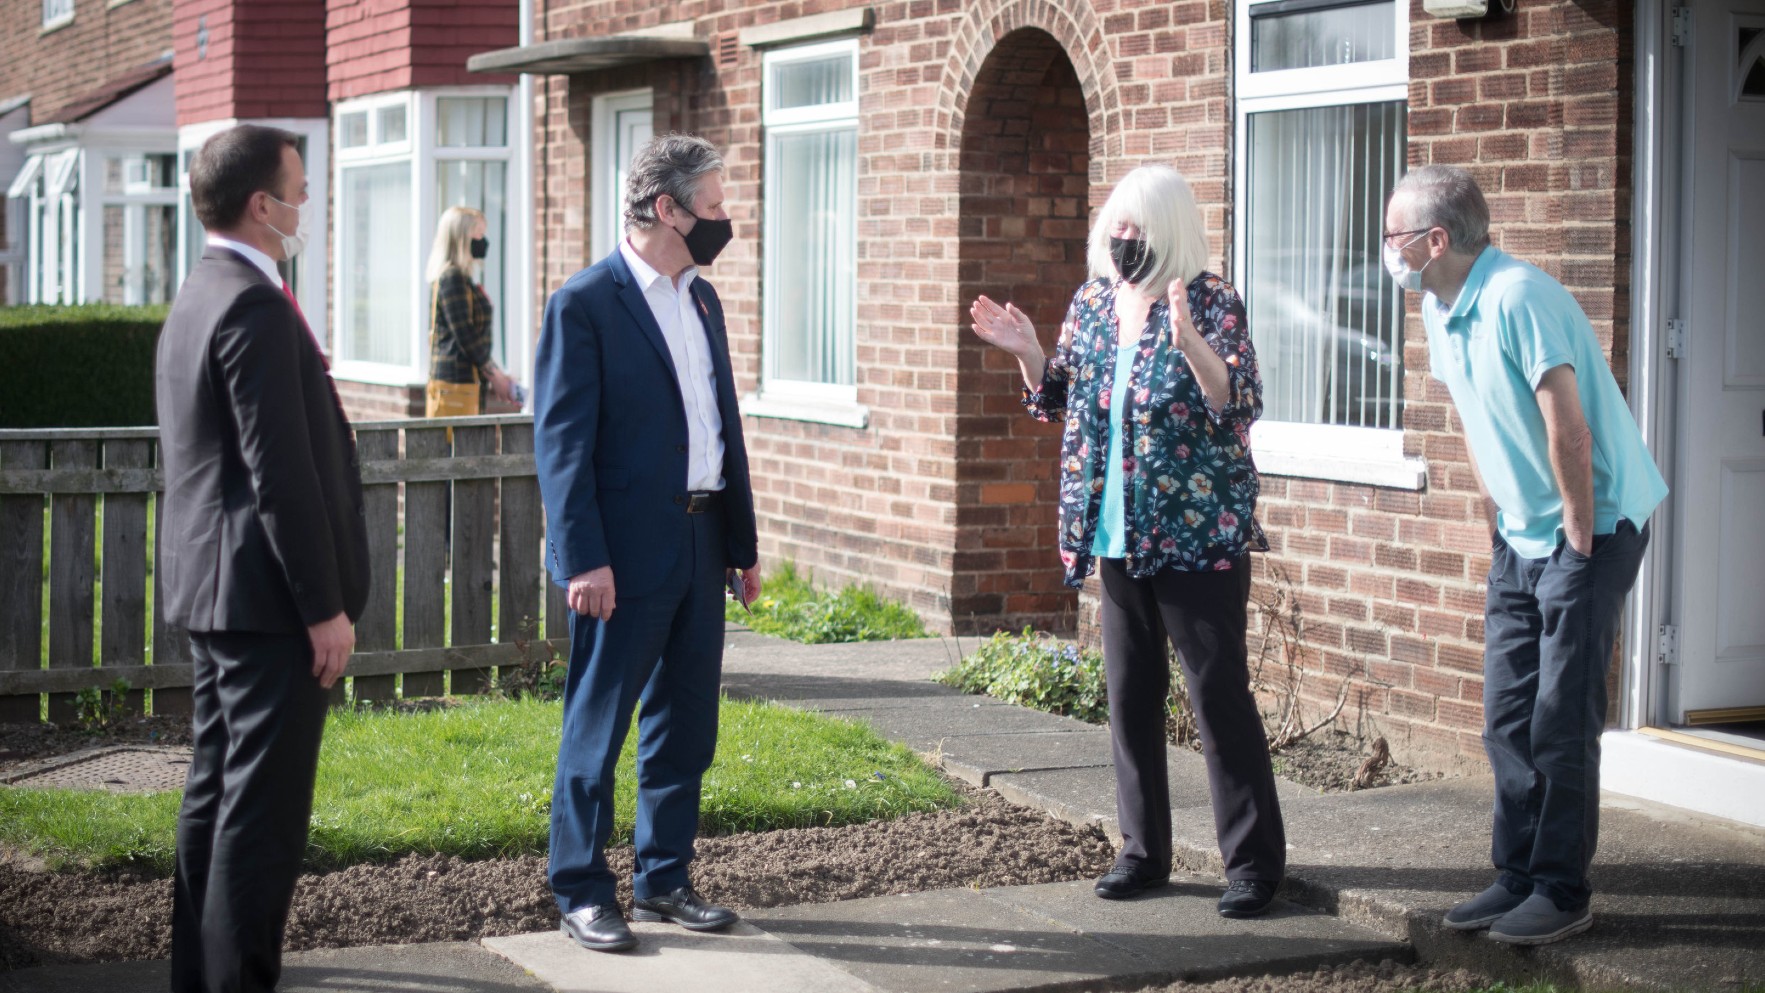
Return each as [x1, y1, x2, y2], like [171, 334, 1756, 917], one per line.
[428, 266, 494, 385]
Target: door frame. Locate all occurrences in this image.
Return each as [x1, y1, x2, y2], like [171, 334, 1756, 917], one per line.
[1620, 0, 1681, 733]
[590, 89, 654, 263]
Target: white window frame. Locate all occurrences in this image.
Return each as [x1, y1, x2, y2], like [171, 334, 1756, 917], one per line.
[41, 0, 73, 32]
[176, 118, 329, 349]
[331, 88, 519, 388]
[746, 36, 869, 429]
[1234, 0, 1423, 489]
[96, 150, 179, 305]
[591, 89, 652, 262]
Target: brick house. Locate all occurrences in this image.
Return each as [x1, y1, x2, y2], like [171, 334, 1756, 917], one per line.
[476, 0, 1765, 824]
[1, 0, 1758, 827]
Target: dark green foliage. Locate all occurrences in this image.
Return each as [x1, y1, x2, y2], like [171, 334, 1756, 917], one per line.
[2, 304, 169, 427]
[937, 628, 1112, 724]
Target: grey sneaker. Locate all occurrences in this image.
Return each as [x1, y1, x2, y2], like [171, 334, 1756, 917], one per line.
[1443, 882, 1528, 931]
[1487, 893, 1593, 945]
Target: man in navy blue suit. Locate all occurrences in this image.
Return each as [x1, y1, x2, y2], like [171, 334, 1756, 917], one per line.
[532, 133, 762, 953]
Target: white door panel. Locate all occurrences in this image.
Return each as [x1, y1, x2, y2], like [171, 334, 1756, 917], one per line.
[1673, 0, 1765, 721]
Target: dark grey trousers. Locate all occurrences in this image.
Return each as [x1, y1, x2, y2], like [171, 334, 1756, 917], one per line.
[173, 630, 327, 993]
[1483, 519, 1648, 911]
[1098, 556, 1287, 882]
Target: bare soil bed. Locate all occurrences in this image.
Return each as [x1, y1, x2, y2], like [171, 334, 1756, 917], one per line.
[0, 782, 1116, 970]
[1134, 959, 1489, 993]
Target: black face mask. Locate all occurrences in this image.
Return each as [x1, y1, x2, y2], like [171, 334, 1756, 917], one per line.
[1109, 236, 1157, 284]
[672, 208, 734, 267]
[470, 237, 489, 259]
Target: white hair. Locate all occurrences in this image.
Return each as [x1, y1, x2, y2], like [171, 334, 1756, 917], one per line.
[1086, 165, 1209, 297]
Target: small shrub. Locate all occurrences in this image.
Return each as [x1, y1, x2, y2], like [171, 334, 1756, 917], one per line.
[937, 629, 1196, 742]
[495, 616, 567, 702]
[73, 678, 135, 730]
[937, 628, 1110, 724]
[731, 561, 928, 644]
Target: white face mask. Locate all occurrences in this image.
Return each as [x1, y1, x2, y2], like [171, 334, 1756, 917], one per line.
[1382, 231, 1432, 293]
[264, 194, 310, 261]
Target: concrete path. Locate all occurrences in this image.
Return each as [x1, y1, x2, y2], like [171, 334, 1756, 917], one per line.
[0, 942, 551, 993]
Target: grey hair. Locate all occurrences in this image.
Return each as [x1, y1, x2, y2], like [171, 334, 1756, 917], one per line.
[623, 133, 725, 230]
[1390, 165, 1491, 254]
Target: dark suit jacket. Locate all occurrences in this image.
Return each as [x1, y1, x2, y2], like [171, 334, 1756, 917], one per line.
[155, 247, 370, 634]
[533, 247, 759, 599]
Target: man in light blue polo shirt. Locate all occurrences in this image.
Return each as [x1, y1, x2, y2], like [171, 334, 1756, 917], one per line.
[1384, 166, 1666, 946]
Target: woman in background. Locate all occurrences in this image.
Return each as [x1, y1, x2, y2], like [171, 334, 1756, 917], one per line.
[425, 205, 517, 416]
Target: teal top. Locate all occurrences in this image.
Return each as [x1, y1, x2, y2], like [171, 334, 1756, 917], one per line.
[1091, 341, 1139, 558]
[1422, 246, 1668, 559]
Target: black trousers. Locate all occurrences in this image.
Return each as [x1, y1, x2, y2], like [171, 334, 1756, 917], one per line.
[173, 630, 328, 993]
[1483, 520, 1648, 911]
[1098, 556, 1286, 882]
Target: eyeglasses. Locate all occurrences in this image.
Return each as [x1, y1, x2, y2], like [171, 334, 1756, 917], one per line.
[1381, 227, 1434, 247]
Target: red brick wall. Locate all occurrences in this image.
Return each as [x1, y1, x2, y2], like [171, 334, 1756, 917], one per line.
[328, 0, 519, 101]
[953, 30, 1088, 632]
[531, 0, 1634, 773]
[173, 0, 328, 126]
[0, 0, 173, 125]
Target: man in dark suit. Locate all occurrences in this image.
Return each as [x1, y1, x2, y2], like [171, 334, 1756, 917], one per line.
[156, 124, 369, 993]
[533, 132, 761, 953]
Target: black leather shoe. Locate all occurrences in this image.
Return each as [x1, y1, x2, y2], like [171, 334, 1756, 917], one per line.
[560, 903, 637, 952]
[631, 886, 739, 931]
[1217, 879, 1279, 918]
[1093, 865, 1170, 900]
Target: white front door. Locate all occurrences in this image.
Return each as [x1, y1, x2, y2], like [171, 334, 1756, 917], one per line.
[1672, 0, 1765, 723]
[591, 91, 653, 261]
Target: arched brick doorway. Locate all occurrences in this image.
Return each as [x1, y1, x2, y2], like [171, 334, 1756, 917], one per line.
[952, 28, 1091, 635]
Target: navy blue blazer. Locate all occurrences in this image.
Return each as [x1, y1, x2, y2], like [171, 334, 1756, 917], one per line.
[532, 247, 759, 598]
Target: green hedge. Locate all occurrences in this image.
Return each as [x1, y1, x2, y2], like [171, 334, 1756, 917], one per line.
[2, 304, 169, 428]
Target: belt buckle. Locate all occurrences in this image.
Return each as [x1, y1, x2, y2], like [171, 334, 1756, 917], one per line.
[686, 492, 711, 514]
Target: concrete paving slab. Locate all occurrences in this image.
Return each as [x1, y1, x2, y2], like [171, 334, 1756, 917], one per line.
[483, 921, 878, 993]
[990, 751, 1327, 831]
[859, 704, 1098, 740]
[983, 878, 1409, 981]
[747, 887, 1171, 993]
[0, 943, 550, 993]
[916, 730, 1118, 787]
[719, 673, 1001, 711]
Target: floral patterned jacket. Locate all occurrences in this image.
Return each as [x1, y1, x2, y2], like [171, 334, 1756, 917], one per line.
[1023, 273, 1269, 588]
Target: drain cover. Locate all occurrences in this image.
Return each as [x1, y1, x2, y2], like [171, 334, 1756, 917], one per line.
[2, 746, 192, 794]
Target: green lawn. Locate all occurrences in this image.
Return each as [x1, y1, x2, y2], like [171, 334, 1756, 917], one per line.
[0, 695, 960, 874]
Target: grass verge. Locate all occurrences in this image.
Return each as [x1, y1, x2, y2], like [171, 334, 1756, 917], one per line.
[0, 695, 960, 875]
[728, 561, 929, 643]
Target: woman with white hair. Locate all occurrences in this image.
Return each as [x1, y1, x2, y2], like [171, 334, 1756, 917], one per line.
[425, 205, 517, 416]
[970, 164, 1286, 918]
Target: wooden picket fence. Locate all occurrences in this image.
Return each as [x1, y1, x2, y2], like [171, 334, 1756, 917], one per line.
[0, 414, 568, 723]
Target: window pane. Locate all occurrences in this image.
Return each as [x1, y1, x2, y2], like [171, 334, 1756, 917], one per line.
[771, 54, 854, 111]
[766, 127, 856, 386]
[182, 192, 204, 286]
[1251, 0, 1396, 72]
[341, 163, 413, 367]
[436, 158, 508, 365]
[41, 0, 71, 24]
[339, 111, 369, 148]
[437, 97, 508, 147]
[102, 203, 178, 305]
[378, 105, 408, 144]
[1245, 100, 1405, 429]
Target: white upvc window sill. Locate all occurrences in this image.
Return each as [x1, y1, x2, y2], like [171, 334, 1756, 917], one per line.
[741, 385, 869, 429]
[331, 360, 428, 389]
[1251, 421, 1427, 490]
[40, 13, 73, 34]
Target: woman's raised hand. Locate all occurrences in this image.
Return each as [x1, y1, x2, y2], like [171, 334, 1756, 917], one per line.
[969, 295, 1041, 359]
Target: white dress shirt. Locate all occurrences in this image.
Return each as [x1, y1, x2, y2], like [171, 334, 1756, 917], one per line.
[619, 238, 726, 491]
[206, 235, 327, 359]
